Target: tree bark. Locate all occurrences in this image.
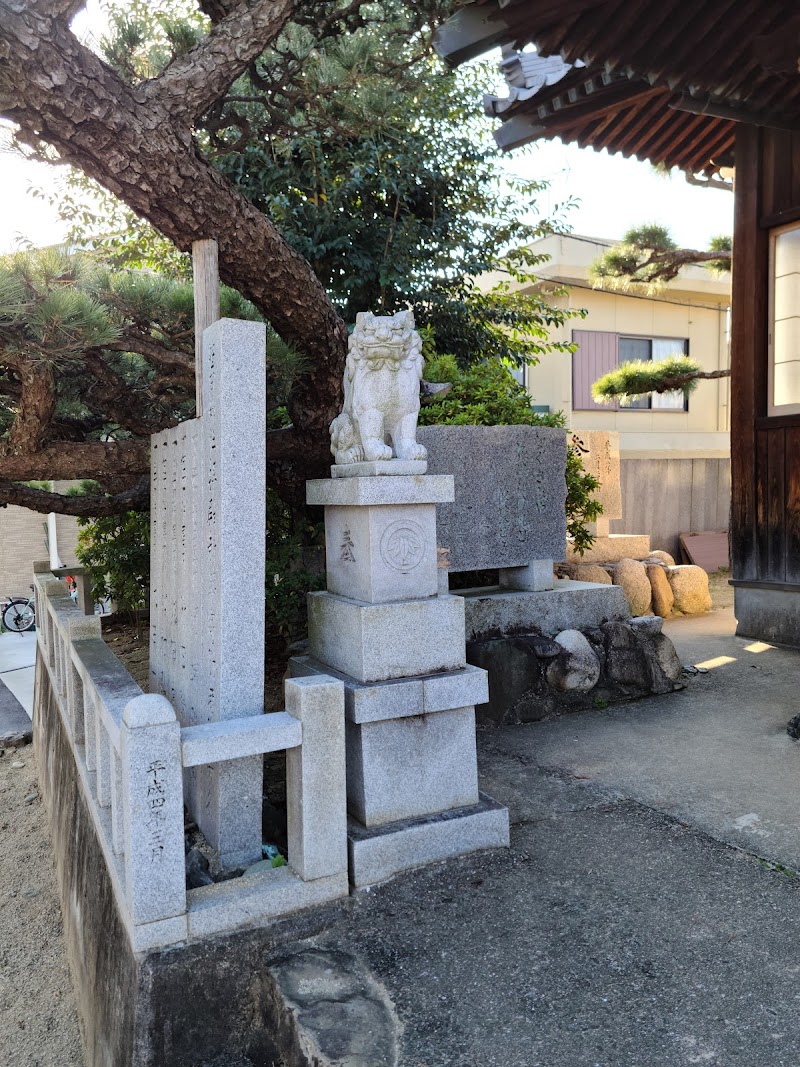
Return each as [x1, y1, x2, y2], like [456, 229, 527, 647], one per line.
[5, 360, 56, 453]
[0, 1, 348, 485]
[0, 441, 149, 481]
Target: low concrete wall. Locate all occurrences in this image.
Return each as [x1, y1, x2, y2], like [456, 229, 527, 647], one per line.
[734, 585, 800, 650]
[611, 457, 730, 558]
[33, 652, 339, 1066]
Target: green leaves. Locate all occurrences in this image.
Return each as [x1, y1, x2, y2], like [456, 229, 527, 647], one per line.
[592, 355, 702, 405]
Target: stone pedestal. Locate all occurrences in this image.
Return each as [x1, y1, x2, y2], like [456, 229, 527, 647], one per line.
[566, 534, 651, 564]
[303, 474, 509, 887]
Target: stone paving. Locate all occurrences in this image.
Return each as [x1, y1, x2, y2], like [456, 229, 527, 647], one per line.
[0, 629, 35, 743]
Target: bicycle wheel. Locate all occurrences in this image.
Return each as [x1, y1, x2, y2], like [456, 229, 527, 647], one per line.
[2, 599, 35, 632]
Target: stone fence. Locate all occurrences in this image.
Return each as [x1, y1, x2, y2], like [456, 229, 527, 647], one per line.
[33, 566, 349, 954]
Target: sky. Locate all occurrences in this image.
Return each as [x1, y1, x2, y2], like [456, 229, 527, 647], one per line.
[0, 4, 734, 257]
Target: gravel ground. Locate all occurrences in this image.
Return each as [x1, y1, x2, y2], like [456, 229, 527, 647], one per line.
[0, 741, 83, 1067]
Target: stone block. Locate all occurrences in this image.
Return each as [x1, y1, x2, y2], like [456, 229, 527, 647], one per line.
[646, 563, 674, 617]
[734, 584, 800, 648]
[569, 429, 622, 520]
[290, 657, 488, 722]
[187, 868, 349, 940]
[285, 677, 348, 883]
[460, 580, 628, 640]
[566, 534, 651, 564]
[308, 591, 466, 682]
[323, 502, 438, 603]
[331, 459, 427, 478]
[418, 425, 567, 570]
[499, 560, 555, 592]
[347, 793, 510, 888]
[346, 706, 479, 827]
[119, 694, 186, 927]
[307, 474, 454, 507]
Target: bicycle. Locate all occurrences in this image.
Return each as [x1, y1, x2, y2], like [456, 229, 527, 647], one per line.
[2, 587, 36, 632]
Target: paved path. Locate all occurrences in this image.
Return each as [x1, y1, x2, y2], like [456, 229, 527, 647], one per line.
[266, 606, 800, 1067]
[0, 630, 36, 744]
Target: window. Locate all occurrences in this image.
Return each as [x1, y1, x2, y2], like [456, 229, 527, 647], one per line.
[769, 223, 800, 415]
[572, 330, 689, 411]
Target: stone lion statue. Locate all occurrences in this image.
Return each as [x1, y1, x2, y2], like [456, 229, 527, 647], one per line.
[330, 310, 428, 465]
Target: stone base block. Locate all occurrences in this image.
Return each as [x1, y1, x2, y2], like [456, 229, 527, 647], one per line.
[499, 560, 554, 592]
[347, 793, 510, 888]
[459, 580, 629, 640]
[289, 655, 489, 723]
[323, 501, 438, 604]
[734, 583, 800, 649]
[331, 460, 428, 478]
[566, 534, 651, 563]
[308, 591, 466, 682]
[346, 707, 479, 827]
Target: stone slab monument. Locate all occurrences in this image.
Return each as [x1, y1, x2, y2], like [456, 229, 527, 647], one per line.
[566, 430, 650, 563]
[292, 311, 509, 887]
[150, 318, 266, 869]
[418, 424, 567, 591]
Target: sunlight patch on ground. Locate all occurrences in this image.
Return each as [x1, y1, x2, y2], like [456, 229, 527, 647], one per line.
[743, 641, 775, 653]
[693, 655, 737, 670]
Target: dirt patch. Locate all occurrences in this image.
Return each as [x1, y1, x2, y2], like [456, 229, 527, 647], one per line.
[0, 742, 83, 1066]
[101, 619, 149, 691]
[708, 568, 734, 612]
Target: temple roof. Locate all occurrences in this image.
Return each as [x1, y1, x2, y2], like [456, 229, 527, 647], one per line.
[434, 1, 800, 176]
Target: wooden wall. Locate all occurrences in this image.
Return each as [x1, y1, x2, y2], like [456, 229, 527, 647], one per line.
[610, 458, 730, 558]
[731, 125, 800, 587]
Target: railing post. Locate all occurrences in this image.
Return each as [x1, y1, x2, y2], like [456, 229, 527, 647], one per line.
[285, 677, 348, 882]
[120, 694, 186, 926]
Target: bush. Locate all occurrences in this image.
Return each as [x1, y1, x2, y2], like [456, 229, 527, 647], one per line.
[266, 489, 325, 651]
[419, 353, 602, 555]
[76, 510, 150, 618]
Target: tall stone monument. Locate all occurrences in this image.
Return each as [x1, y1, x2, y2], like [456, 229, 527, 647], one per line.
[292, 311, 509, 887]
[566, 430, 650, 562]
[150, 318, 266, 869]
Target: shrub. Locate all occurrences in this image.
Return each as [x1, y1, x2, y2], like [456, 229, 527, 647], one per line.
[419, 352, 602, 555]
[76, 510, 150, 619]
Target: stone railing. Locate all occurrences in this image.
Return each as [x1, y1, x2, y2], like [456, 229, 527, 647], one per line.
[33, 566, 349, 953]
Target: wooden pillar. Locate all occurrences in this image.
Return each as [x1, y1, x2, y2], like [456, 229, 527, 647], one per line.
[192, 239, 220, 416]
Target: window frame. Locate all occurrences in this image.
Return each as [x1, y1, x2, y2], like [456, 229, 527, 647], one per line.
[572, 329, 690, 412]
[767, 220, 800, 418]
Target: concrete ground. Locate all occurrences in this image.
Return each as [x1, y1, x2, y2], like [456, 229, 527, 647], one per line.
[0, 630, 35, 744]
[268, 605, 800, 1067]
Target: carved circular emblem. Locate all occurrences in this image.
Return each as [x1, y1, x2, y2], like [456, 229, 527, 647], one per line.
[380, 519, 426, 573]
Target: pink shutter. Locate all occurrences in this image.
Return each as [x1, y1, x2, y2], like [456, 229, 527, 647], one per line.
[572, 330, 620, 410]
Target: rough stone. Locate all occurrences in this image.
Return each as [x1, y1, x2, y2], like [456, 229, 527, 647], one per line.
[307, 591, 466, 683]
[460, 580, 628, 641]
[650, 633, 683, 683]
[265, 948, 401, 1067]
[564, 563, 613, 585]
[613, 559, 652, 617]
[647, 550, 676, 567]
[546, 630, 601, 692]
[418, 424, 567, 570]
[647, 563, 675, 617]
[185, 846, 214, 889]
[346, 707, 479, 827]
[628, 615, 664, 636]
[668, 565, 713, 614]
[602, 621, 652, 692]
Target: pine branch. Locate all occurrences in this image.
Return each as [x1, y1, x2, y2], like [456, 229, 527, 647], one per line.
[0, 475, 149, 516]
[592, 356, 730, 404]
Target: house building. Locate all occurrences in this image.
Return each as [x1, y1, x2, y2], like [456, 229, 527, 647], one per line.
[517, 233, 731, 556]
[435, 0, 800, 647]
[0, 482, 80, 599]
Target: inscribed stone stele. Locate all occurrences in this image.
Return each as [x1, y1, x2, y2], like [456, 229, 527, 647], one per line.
[417, 425, 567, 571]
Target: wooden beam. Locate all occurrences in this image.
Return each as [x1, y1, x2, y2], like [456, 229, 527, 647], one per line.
[192, 238, 220, 416]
